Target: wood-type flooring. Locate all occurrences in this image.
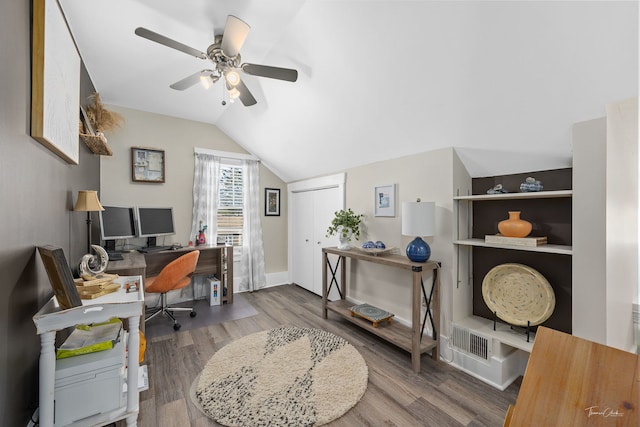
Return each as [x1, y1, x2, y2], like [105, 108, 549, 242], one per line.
[121, 284, 520, 427]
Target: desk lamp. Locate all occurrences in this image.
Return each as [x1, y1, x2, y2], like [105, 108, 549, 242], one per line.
[401, 199, 435, 262]
[74, 190, 104, 253]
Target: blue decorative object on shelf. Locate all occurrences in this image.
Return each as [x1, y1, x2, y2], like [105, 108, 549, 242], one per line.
[487, 184, 508, 194]
[519, 177, 543, 192]
[362, 241, 375, 248]
[406, 237, 431, 262]
[375, 241, 386, 249]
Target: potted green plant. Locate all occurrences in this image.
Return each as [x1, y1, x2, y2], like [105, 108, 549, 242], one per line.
[326, 208, 363, 250]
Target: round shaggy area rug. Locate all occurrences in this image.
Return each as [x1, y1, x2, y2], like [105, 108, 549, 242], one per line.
[193, 326, 368, 426]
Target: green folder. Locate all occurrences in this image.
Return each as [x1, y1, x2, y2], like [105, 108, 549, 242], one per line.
[56, 317, 122, 359]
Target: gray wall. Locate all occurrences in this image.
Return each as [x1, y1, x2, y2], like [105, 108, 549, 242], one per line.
[0, 2, 100, 424]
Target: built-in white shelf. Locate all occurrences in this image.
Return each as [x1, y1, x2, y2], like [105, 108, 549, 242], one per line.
[454, 189, 572, 201]
[454, 315, 536, 353]
[454, 238, 573, 255]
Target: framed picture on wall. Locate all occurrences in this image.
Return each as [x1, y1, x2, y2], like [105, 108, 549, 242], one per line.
[265, 188, 280, 216]
[374, 184, 396, 217]
[30, 0, 81, 165]
[131, 147, 165, 183]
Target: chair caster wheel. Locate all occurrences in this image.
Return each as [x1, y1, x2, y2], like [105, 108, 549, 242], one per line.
[190, 311, 197, 318]
[173, 323, 181, 331]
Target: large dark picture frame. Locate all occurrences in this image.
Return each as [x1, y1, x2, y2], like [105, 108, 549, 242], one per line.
[265, 188, 281, 216]
[37, 245, 82, 310]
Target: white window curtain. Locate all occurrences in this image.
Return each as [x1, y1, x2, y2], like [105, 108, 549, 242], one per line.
[238, 159, 266, 292]
[191, 153, 220, 245]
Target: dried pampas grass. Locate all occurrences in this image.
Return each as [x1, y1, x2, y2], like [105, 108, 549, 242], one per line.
[85, 93, 123, 133]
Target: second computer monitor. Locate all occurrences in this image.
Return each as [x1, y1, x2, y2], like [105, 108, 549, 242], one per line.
[136, 207, 175, 247]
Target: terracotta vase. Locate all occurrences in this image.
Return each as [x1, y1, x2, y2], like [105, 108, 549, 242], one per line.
[498, 211, 532, 238]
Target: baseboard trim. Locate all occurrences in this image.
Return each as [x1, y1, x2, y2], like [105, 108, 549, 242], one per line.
[265, 271, 289, 288]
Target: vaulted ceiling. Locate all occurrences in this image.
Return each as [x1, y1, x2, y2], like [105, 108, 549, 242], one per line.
[59, 0, 637, 182]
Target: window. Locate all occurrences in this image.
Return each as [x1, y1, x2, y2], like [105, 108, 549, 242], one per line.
[217, 162, 243, 246]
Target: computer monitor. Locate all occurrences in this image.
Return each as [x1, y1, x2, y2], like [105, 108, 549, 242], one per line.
[136, 207, 175, 247]
[99, 206, 136, 251]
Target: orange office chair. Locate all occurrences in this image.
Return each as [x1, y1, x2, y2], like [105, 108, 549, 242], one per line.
[144, 250, 200, 331]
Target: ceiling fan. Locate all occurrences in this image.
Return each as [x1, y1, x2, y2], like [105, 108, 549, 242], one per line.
[135, 15, 298, 107]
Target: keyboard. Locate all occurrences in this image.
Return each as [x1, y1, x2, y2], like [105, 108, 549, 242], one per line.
[107, 252, 124, 261]
[139, 246, 172, 253]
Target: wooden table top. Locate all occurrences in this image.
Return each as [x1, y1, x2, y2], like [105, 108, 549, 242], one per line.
[507, 326, 639, 427]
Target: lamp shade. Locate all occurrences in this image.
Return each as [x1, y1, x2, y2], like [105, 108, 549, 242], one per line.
[402, 201, 435, 237]
[74, 190, 104, 212]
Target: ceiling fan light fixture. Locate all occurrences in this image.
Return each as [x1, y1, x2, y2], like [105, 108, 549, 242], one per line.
[228, 87, 240, 100]
[225, 70, 240, 86]
[199, 74, 213, 90]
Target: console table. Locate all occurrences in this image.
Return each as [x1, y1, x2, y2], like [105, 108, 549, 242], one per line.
[322, 247, 440, 372]
[33, 276, 144, 427]
[107, 245, 233, 304]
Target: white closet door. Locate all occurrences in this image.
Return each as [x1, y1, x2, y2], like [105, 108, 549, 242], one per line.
[291, 190, 314, 292]
[311, 187, 342, 296]
[291, 186, 342, 296]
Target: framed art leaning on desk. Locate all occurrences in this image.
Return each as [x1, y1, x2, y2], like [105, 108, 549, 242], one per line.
[37, 245, 82, 310]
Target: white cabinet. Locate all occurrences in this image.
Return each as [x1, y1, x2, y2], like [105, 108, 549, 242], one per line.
[32, 276, 144, 427]
[289, 174, 345, 297]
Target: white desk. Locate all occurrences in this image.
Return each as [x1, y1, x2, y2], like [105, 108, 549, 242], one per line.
[33, 276, 144, 427]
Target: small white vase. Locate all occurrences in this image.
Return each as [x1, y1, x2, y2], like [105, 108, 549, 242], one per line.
[338, 228, 353, 250]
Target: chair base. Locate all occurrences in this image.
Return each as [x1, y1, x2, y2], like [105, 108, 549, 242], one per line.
[145, 292, 197, 331]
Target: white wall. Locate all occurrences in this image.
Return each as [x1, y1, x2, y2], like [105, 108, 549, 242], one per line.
[337, 147, 465, 332]
[572, 98, 638, 352]
[572, 117, 607, 343]
[605, 98, 638, 351]
[99, 105, 288, 275]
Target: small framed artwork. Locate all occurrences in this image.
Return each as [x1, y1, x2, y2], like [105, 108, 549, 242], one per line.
[131, 147, 165, 183]
[265, 188, 281, 216]
[37, 245, 82, 310]
[374, 184, 396, 217]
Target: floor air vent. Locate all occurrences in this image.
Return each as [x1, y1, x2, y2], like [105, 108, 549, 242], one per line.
[451, 324, 491, 361]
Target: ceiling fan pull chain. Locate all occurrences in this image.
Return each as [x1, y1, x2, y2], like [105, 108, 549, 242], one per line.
[221, 79, 228, 106]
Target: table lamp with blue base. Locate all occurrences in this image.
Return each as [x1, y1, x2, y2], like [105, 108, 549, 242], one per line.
[402, 200, 435, 263]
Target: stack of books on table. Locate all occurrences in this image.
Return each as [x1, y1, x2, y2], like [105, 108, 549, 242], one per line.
[484, 234, 547, 247]
[74, 273, 121, 299]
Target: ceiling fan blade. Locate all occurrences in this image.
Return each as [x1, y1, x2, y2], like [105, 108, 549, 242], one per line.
[135, 27, 207, 59]
[228, 79, 257, 106]
[170, 70, 217, 90]
[220, 15, 250, 58]
[241, 63, 298, 82]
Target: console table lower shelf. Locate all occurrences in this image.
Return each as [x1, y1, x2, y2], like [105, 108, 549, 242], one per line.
[327, 300, 438, 357]
[322, 247, 440, 373]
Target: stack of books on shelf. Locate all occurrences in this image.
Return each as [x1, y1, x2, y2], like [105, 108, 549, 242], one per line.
[485, 234, 547, 247]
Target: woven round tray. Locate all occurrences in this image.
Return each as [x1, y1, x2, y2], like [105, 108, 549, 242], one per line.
[481, 263, 555, 326]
